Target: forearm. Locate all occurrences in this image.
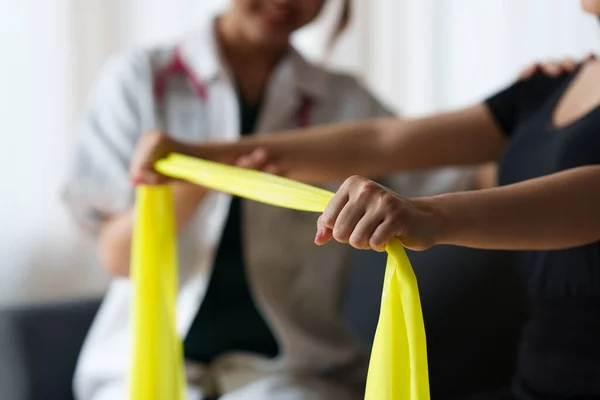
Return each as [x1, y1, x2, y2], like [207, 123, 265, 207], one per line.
[432, 165, 600, 250]
[185, 119, 392, 183]
[181, 106, 504, 184]
[99, 182, 209, 276]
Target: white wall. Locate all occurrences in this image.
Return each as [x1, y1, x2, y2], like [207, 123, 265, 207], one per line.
[0, 0, 106, 305]
[352, 0, 600, 116]
[0, 0, 599, 305]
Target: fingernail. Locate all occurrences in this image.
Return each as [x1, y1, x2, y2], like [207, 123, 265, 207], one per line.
[314, 228, 323, 243]
[132, 177, 143, 186]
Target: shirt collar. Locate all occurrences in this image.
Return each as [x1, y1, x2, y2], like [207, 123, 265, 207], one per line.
[178, 15, 328, 101]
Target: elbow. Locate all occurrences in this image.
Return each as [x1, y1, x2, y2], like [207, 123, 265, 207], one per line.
[98, 233, 131, 278]
[98, 213, 134, 278]
[99, 246, 131, 278]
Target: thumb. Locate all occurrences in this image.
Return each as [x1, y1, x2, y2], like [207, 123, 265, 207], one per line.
[315, 215, 333, 246]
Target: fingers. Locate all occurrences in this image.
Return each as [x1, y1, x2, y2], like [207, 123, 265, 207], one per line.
[542, 57, 577, 77]
[332, 201, 366, 244]
[234, 148, 283, 175]
[315, 179, 354, 246]
[315, 216, 333, 246]
[316, 189, 350, 245]
[539, 62, 564, 78]
[369, 220, 399, 252]
[559, 57, 578, 72]
[520, 55, 591, 82]
[135, 167, 168, 186]
[130, 131, 176, 185]
[234, 155, 254, 169]
[315, 176, 408, 252]
[349, 211, 384, 250]
[235, 148, 268, 169]
[264, 164, 281, 175]
[519, 63, 539, 81]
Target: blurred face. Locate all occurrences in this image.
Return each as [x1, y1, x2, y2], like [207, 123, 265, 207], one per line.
[230, 0, 326, 46]
[581, 0, 600, 15]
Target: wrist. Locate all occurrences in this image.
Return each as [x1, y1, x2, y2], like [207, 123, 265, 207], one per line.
[415, 194, 460, 247]
[171, 181, 208, 203]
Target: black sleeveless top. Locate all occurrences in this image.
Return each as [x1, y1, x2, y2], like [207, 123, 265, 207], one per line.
[485, 70, 600, 396]
[183, 92, 279, 364]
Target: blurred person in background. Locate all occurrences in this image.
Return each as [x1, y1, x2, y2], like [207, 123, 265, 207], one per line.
[63, 0, 483, 399]
[130, 0, 600, 398]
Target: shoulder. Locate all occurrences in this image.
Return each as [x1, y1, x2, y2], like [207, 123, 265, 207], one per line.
[484, 70, 572, 135]
[517, 70, 572, 106]
[287, 48, 394, 116]
[318, 67, 396, 117]
[95, 48, 152, 87]
[322, 68, 374, 98]
[91, 45, 177, 96]
[507, 70, 572, 111]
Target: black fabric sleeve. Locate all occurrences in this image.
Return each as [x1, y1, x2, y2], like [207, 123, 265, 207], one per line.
[485, 71, 572, 138]
[484, 80, 524, 137]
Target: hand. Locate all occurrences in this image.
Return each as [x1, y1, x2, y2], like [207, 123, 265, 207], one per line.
[519, 53, 596, 80]
[234, 147, 284, 175]
[315, 176, 440, 252]
[130, 131, 284, 186]
[130, 131, 180, 185]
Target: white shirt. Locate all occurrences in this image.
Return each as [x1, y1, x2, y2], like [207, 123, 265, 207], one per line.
[63, 14, 476, 400]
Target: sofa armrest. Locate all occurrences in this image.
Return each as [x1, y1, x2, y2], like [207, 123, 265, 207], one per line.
[0, 298, 102, 400]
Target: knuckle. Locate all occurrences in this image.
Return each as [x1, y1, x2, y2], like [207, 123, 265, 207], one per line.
[369, 237, 386, 252]
[349, 234, 366, 250]
[333, 226, 351, 243]
[347, 175, 363, 183]
[380, 192, 397, 207]
[346, 175, 368, 189]
[356, 181, 378, 200]
[380, 194, 403, 218]
[254, 147, 268, 159]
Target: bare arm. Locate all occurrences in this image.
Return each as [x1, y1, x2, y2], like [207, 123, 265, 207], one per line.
[317, 166, 600, 253]
[433, 165, 600, 250]
[185, 103, 506, 184]
[98, 182, 209, 277]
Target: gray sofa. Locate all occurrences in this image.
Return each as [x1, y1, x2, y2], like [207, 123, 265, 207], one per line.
[0, 298, 101, 400]
[0, 247, 527, 400]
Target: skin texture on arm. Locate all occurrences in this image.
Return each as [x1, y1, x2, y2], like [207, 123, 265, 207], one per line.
[132, 103, 507, 185]
[433, 165, 600, 250]
[199, 104, 506, 182]
[314, 166, 600, 252]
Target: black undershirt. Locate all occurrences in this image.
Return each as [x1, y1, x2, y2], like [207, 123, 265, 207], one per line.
[183, 92, 279, 365]
[486, 70, 600, 299]
[484, 70, 600, 396]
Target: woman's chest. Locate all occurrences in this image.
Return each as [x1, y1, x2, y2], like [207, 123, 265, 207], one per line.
[499, 99, 600, 186]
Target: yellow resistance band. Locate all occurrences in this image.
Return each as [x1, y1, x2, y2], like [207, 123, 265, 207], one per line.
[129, 153, 429, 400]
